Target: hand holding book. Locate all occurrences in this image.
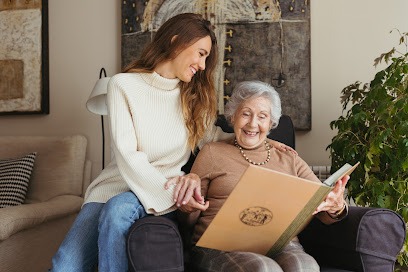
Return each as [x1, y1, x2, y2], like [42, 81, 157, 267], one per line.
[313, 174, 350, 216]
[196, 162, 360, 256]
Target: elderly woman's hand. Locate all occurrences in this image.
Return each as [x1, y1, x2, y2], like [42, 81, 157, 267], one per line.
[178, 197, 210, 213]
[313, 175, 350, 216]
[164, 173, 205, 208]
[270, 140, 297, 155]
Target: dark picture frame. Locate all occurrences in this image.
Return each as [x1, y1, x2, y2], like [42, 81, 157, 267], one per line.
[0, 0, 49, 115]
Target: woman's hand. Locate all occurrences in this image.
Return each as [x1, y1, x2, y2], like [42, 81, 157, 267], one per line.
[178, 197, 210, 213]
[164, 173, 204, 207]
[270, 140, 297, 155]
[313, 175, 350, 216]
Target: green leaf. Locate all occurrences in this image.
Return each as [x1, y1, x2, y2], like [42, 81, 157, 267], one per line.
[329, 28, 408, 260]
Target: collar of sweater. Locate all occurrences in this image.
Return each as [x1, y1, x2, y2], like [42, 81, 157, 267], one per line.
[140, 71, 180, 91]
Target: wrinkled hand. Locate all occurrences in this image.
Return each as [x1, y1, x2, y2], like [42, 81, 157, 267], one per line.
[313, 175, 350, 215]
[270, 140, 297, 155]
[178, 197, 210, 213]
[164, 173, 204, 207]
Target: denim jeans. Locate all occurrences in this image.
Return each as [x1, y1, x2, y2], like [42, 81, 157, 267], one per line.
[50, 191, 148, 272]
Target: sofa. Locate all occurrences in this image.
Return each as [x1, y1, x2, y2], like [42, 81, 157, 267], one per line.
[127, 115, 406, 272]
[0, 135, 91, 272]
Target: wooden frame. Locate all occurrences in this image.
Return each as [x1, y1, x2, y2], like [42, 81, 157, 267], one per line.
[0, 0, 49, 115]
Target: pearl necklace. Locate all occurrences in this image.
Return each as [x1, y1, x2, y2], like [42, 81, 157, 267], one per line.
[234, 139, 271, 166]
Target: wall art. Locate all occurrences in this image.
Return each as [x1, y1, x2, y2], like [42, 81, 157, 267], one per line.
[0, 0, 49, 115]
[122, 0, 310, 130]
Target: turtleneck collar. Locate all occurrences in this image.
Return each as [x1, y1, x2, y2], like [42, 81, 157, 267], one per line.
[140, 71, 180, 91]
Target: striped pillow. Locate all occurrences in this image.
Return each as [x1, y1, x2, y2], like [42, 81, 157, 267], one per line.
[0, 153, 36, 208]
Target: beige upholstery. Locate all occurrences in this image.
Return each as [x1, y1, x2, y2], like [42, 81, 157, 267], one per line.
[0, 135, 91, 272]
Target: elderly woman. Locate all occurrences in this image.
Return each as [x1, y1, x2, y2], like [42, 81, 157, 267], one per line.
[170, 80, 349, 272]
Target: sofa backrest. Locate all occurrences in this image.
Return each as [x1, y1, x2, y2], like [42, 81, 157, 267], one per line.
[0, 135, 88, 203]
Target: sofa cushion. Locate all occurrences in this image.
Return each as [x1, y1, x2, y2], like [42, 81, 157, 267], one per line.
[0, 194, 83, 240]
[0, 153, 36, 208]
[0, 135, 87, 202]
[298, 206, 405, 272]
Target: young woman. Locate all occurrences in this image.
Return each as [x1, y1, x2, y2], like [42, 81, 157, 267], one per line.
[51, 14, 293, 272]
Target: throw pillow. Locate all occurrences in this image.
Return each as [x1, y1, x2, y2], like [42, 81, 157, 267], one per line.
[0, 152, 37, 208]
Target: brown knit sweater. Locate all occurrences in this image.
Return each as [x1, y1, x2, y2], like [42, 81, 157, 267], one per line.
[189, 138, 343, 244]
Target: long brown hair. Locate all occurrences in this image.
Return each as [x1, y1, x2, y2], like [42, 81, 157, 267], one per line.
[124, 13, 218, 150]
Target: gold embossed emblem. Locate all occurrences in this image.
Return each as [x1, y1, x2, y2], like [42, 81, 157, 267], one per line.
[239, 206, 273, 226]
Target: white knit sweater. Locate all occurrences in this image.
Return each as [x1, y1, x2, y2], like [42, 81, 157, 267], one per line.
[84, 72, 229, 215]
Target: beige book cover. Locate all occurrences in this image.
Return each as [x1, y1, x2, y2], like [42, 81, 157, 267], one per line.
[196, 162, 359, 257]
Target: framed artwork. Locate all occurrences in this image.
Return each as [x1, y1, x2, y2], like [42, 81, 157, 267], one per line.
[121, 0, 310, 130]
[0, 0, 49, 115]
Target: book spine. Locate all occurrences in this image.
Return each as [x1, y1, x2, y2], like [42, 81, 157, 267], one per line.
[266, 186, 331, 257]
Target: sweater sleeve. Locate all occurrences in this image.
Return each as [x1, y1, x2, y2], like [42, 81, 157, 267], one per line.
[107, 76, 175, 215]
[190, 144, 214, 198]
[295, 155, 321, 183]
[185, 144, 214, 226]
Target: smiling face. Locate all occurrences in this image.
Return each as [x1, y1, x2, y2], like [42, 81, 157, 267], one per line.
[168, 35, 212, 82]
[232, 96, 273, 149]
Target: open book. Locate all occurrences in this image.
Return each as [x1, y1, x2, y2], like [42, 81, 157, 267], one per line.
[196, 162, 360, 257]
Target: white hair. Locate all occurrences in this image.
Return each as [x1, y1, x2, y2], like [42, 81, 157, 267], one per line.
[224, 81, 282, 129]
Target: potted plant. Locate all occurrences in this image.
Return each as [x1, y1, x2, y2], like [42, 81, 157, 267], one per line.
[327, 29, 408, 268]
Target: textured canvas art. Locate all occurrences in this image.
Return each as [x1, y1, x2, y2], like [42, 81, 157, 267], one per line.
[0, 0, 49, 115]
[122, 0, 310, 130]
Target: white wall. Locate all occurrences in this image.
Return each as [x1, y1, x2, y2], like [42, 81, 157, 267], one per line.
[0, 0, 407, 179]
[299, 0, 408, 165]
[0, 0, 121, 178]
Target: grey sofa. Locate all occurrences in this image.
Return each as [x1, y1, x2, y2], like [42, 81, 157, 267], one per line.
[0, 135, 91, 272]
[298, 206, 405, 272]
[128, 207, 405, 272]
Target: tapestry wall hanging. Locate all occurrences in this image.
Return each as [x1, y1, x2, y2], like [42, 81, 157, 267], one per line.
[122, 0, 310, 130]
[0, 0, 49, 115]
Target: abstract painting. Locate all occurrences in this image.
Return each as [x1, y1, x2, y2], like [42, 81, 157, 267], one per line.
[122, 0, 310, 130]
[0, 0, 49, 115]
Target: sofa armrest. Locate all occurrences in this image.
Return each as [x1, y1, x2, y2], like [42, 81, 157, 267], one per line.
[0, 195, 83, 240]
[298, 206, 406, 272]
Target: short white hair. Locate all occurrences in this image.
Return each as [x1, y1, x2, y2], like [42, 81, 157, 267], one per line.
[224, 81, 282, 129]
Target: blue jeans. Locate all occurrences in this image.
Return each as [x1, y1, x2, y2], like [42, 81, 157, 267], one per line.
[50, 191, 148, 272]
